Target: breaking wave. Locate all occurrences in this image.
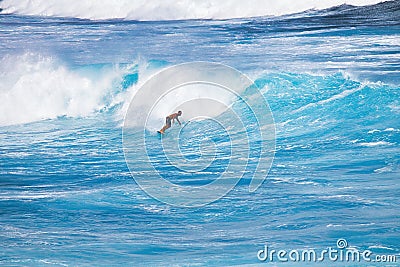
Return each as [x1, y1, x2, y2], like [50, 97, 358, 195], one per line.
[0, 0, 387, 21]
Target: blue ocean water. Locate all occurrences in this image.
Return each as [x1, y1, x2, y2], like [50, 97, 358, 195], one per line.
[1, 1, 399, 266]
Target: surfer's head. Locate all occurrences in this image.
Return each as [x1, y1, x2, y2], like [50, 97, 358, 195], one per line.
[177, 110, 182, 116]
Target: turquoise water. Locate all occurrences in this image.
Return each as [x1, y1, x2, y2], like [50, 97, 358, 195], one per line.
[0, 1, 399, 265]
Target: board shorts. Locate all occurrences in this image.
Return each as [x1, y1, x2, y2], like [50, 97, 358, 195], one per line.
[165, 117, 172, 126]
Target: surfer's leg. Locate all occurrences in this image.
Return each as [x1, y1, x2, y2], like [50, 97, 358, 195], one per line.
[162, 123, 171, 132]
[159, 124, 170, 134]
[159, 117, 171, 133]
[159, 125, 168, 133]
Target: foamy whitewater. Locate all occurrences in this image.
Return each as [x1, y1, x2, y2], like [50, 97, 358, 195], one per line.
[0, 0, 385, 20]
[0, 0, 399, 266]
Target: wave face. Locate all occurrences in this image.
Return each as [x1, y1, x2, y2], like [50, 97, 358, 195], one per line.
[0, 1, 399, 266]
[0, 0, 387, 20]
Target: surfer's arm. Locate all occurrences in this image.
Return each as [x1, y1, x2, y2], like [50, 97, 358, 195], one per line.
[176, 117, 181, 125]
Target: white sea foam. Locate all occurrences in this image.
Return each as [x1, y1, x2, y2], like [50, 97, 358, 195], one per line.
[357, 141, 392, 147]
[374, 165, 394, 173]
[0, 53, 126, 126]
[0, 0, 384, 21]
[383, 127, 399, 132]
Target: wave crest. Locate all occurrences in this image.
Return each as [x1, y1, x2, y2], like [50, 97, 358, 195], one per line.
[0, 53, 127, 126]
[0, 0, 385, 21]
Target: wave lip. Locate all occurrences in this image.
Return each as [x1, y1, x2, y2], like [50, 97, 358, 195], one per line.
[0, 0, 387, 21]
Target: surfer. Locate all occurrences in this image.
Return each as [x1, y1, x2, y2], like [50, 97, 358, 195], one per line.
[158, 111, 182, 134]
